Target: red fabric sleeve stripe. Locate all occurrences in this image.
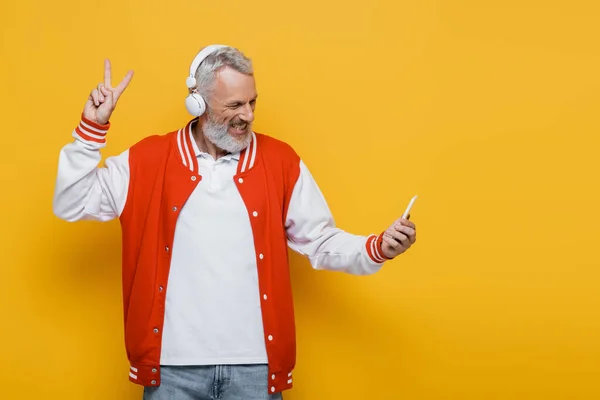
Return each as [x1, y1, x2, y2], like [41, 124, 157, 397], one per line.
[75, 114, 109, 144]
[81, 113, 110, 132]
[375, 233, 391, 261]
[365, 232, 392, 263]
[366, 234, 385, 263]
[75, 125, 106, 143]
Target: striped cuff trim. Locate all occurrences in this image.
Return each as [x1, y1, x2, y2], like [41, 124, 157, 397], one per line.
[75, 114, 110, 144]
[366, 233, 391, 264]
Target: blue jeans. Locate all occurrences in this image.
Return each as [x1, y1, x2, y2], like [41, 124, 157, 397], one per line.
[142, 365, 284, 400]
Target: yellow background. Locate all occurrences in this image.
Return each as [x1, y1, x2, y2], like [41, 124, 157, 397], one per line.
[1, 0, 599, 399]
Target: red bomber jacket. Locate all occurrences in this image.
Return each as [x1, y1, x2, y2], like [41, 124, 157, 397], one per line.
[53, 116, 390, 394]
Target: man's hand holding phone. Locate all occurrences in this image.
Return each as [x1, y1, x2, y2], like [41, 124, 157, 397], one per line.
[380, 195, 418, 260]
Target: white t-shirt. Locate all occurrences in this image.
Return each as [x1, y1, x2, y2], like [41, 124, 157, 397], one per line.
[160, 144, 268, 365]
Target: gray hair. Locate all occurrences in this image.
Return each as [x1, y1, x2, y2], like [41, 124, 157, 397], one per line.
[191, 46, 253, 102]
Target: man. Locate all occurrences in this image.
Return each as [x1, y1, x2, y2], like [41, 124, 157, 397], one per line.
[53, 44, 417, 400]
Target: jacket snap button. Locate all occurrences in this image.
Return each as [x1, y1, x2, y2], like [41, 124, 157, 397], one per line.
[191, 176, 197, 181]
[252, 211, 258, 217]
[238, 178, 244, 183]
[152, 368, 157, 373]
[151, 380, 157, 385]
[153, 328, 159, 334]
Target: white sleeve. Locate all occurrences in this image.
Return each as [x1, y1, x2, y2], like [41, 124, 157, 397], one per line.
[285, 160, 388, 275]
[52, 117, 130, 222]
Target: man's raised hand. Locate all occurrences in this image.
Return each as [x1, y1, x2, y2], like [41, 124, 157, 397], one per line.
[84, 59, 134, 125]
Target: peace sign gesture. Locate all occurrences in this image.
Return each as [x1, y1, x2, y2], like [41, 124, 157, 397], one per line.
[84, 59, 134, 125]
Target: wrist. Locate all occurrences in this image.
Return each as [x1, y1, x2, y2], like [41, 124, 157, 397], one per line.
[377, 233, 393, 261]
[366, 232, 392, 264]
[82, 113, 110, 129]
[75, 113, 110, 144]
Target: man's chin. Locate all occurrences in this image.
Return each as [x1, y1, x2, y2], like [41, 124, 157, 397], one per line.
[204, 123, 252, 154]
[235, 134, 252, 151]
[215, 134, 252, 153]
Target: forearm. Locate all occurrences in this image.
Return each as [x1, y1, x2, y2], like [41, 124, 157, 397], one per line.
[288, 226, 387, 275]
[285, 160, 389, 275]
[52, 116, 128, 222]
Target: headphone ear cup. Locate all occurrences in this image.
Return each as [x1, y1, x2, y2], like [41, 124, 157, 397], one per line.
[185, 93, 206, 117]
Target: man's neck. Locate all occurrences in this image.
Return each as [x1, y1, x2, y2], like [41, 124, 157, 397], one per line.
[192, 120, 229, 160]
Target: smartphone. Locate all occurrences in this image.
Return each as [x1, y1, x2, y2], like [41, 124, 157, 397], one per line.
[402, 195, 418, 219]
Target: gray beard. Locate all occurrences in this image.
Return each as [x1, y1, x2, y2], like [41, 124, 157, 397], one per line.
[202, 112, 252, 154]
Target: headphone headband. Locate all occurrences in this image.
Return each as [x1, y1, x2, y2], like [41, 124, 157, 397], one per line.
[185, 44, 228, 89]
[184, 44, 230, 117]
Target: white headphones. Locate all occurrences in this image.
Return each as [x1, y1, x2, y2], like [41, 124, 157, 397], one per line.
[185, 44, 229, 117]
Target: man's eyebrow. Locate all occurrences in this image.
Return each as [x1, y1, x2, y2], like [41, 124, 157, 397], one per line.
[225, 95, 258, 107]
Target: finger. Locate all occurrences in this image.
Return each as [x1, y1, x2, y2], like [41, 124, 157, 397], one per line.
[388, 229, 409, 246]
[90, 89, 100, 106]
[396, 224, 416, 244]
[394, 231, 410, 246]
[99, 86, 111, 100]
[400, 218, 415, 229]
[400, 227, 416, 244]
[382, 234, 401, 250]
[98, 87, 106, 103]
[394, 224, 415, 237]
[114, 70, 134, 99]
[104, 59, 112, 88]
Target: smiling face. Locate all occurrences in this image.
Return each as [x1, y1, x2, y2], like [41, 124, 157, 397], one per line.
[201, 66, 258, 153]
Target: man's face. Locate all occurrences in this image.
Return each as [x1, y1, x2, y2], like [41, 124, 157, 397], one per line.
[202, 67, 258, 153]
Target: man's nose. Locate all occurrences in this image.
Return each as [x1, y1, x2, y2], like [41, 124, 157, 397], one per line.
[239, 103, 254, 123]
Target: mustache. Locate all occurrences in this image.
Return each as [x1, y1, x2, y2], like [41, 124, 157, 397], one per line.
[229, 118, 249, 126]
